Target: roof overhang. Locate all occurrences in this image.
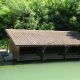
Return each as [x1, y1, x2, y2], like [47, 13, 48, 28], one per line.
[6, 29, 80, 46]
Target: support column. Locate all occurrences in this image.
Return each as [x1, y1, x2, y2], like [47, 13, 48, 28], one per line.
[64, 46, 69, 59]
[41, 47, 46, 61]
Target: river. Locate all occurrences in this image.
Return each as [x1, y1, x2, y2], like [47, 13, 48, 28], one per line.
[0, 60, 80, 80]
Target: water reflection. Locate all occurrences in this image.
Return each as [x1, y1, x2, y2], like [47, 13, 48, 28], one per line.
[0, 59, 79, 66]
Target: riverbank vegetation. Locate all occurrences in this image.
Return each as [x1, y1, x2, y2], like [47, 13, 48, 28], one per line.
[0, 0, 80, 49]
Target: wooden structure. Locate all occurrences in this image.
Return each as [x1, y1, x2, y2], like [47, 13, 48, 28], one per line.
[6, 29, 80, 61]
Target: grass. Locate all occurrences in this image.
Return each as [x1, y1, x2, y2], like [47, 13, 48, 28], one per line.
[0, 38, 9, 49]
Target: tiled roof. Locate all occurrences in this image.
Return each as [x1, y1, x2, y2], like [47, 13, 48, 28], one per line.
[6, 29, 80, 46]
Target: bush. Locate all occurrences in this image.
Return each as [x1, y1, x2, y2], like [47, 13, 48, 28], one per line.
[0, 38, 9, 49]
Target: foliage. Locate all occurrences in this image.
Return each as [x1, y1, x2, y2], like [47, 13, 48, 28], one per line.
[0, 38, 9, 49]
[0, 3, 10, 39]
[5, 0, 38, 29]
[0, 0, 80, 40]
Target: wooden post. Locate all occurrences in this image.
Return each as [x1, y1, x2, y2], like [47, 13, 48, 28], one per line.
[64, 46, 69, 59]
[6, 44, 8, 52]
[41, 47, 46, 61]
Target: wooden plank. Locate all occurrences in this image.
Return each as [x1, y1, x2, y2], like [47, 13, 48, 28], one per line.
[19, 54, 41, 61]
[10, 38, 20, 60]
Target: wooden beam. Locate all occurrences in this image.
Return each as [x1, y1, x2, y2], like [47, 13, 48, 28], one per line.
[65, 46, 69, 53]
[41, 47, 46, 60]
[64, 46, 69, 59]
[42, 47, 46, 53]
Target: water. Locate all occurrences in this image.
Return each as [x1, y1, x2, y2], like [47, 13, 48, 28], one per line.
[0, 60, 80, 80]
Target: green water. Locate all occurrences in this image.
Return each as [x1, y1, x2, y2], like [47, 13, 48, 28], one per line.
[0, 60, 80, 80]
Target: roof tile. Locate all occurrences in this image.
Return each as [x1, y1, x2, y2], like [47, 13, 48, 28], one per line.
[6, 29, 80, 46]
